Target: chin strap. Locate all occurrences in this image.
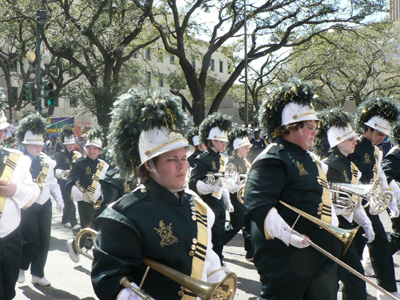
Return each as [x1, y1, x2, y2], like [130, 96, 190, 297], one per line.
[298, 125, 313, 148]
[148, 160, 185, 193]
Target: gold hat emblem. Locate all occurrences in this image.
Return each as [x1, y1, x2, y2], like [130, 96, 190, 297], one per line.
[154, 220, 178, 247]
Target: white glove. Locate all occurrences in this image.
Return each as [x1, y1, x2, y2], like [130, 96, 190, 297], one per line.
[388, 192, 399, 218]
[265, 207, 309, 248]
[118, 282, 142, 300]
[55, 169, 63, 178]
[56, 200, 65, 213]
[196, 180, 221, 195]
[333, 205, 352, 218]
[222, 188, 234, 212]
[228, 180, 244, 194]
[353, 209, 375, 243]
[71, 185, 84, 202]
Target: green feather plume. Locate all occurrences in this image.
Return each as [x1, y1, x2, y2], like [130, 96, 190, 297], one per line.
[390, 122, 400, 144]
[15, 112, 48, 145]
[87, 125, 104, 143]
[314, 107, 354, 158]
[186, 127, 199, 146]
[227, 125, 250, 155]
[107, 89, 189, 178]
[60, 124, 75, 144]
[198, 112, 232, 145]
[258, 81, 315, 139]
[354, 97, 400, 132]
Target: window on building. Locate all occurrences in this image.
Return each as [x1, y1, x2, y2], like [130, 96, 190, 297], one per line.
[219, 61, 223, 73]
[228, 62, 232, 74]
[146, 71, 152, 85]
[70, 96, 78, 108]
[159, 77, 164, 87]
[158, 51, 164, 62]
[210, 59, 215, 71]
[10, 60, 18, 72]
[170, 54, 175, 64]
[145, 48, 151, 60]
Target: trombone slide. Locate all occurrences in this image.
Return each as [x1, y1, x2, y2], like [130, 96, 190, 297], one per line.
[120, 277, 156, 300]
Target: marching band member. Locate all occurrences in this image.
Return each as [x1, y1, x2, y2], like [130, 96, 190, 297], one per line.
[55, 124, 81, 231]
[382, 122, 400, 255]
[186, 127, 206, 168]
[0, 94, 39, 300]
[314, 108, 374, 300]
[189, 112, 234, 268]
[224, 126, 251, 247]
[91, 89, 228, 300]
[15, 113, 64, 287]
[244, 82, 341, 300]
[348, 97, 400, 299]
[65, 126, 108, 263]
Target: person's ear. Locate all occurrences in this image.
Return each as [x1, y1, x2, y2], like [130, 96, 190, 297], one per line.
[144, 162, 152, 172]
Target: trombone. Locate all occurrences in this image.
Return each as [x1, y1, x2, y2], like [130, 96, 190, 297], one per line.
[77, 228, 237, 300]
[75, 228, 97, 260]
[279, 201, 399, 300]
[75, 181, 102, 210]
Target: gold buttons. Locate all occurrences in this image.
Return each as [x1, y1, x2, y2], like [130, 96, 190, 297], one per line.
[191, 206, 196, 211]
[192, 238, 198, 244]
[141, 188, 147, 193]
[189, 251, 195, 256]
[191, 245, 196, 250]
[178, 291, 184, 296]
[191, 215, 197, 221]
[319, 203, 323, 207]
[293, 114, 298, 119]
[317, 212, 322, 215]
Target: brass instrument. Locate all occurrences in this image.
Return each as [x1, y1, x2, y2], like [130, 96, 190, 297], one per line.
[329, 176, 392, 215]
[60, 170, 70, 180]
[120, 258, 237, 300]
[75, 181, 102, 210]
[204, 163, 239, 187]
[279, 200, 399, 300]
[75, 228, 97, 260]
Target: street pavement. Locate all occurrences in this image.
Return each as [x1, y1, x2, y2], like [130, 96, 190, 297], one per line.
[12, 203, 400, 300]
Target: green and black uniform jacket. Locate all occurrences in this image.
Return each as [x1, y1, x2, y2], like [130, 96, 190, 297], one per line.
[188, 148, 203, 168]
[323, 149, 352, 184]
[65, 156, 100, 195]
[348, 136, 375, 184]
[382, 146, 400, 183]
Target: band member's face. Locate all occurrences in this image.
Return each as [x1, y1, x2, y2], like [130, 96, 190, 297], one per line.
[338, 137, 357, 156]
[151, 147, 188, 190]
[288, 120, 318, 150]
[0, 129, 4, 143]
[237, 145, 251, 158]
[211, 140, 226, 153]
[26, 144, 43, 157]
[86, 145, 101, 160]
[66, 144, 75, 152]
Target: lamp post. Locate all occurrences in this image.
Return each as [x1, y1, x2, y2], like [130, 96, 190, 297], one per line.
[244, 0, 249, 128]
[26, 10, 47, 113]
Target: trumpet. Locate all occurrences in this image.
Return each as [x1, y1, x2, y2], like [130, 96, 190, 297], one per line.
[120, 258, 237, 300]
[75, 181, 102, 210]
[204, 163, 239, 187]
[329, 176, 392, 215]
[77, 228, 237, 300]
[60, 170, 70, 180]
[75, 228, 97, 260]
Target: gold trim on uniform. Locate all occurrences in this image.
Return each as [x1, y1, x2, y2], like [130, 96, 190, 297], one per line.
[364, 153, 371, 164]
[144, 137, 187, 156]
[0, 152, 21, 217]
[295, 161, 309, 176]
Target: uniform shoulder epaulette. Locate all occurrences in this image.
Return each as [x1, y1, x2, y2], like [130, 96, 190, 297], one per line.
[75, 156, 86, 162]
[3, 147, 22, 155]
[251, 143, 284, 168]
[323, 154, 339, 164]
[114, 186, 148, 212]
[106, 168, 118, 177]
[266, 143, 284, 155]
[197, 150, 209, 159]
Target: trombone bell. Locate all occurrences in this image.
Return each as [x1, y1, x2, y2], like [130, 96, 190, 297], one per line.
[279, 201, 359, 255]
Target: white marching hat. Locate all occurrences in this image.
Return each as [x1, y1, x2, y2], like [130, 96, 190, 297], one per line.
[327, 125, 358, 148]
[63, 135, 76, 145]
[139, 126, 195, 167]
[364, 116, 391, 136]
[233, 136, 252, 150]
[22, 130, 44, 145]
[0, 110, 10, 131]
[192, 135, 200, 147]
[85, 137, 102, 149]
[207, 127, 228, 142]
[281, 102, 319, 126]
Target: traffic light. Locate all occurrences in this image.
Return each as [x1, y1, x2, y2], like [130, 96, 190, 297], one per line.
[44, 82, 54, 107]
[22, 84, 31, 102]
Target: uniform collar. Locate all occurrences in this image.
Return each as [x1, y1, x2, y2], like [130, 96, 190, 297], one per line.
[360, 135, 373, 148]
[207, 147, 219, 156]
[275, 137, 306, 155]
[145, 178, 184, 206]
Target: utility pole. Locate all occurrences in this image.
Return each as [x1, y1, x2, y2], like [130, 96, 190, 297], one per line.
[244, 0, 249, 128]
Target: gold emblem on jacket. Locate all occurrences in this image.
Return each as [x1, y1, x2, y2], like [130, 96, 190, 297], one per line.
[295, 161, 308, 176]
[343, 170, 350, 183]
[86, 166, 92, 175]
[65, 157, 70, 164]
[212, 161, 217, 170]
[155, 220, 178, 247]
[364, 153, 371, 164]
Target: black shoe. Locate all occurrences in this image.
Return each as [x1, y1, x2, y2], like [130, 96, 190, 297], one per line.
[245, 252, 253, 262]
